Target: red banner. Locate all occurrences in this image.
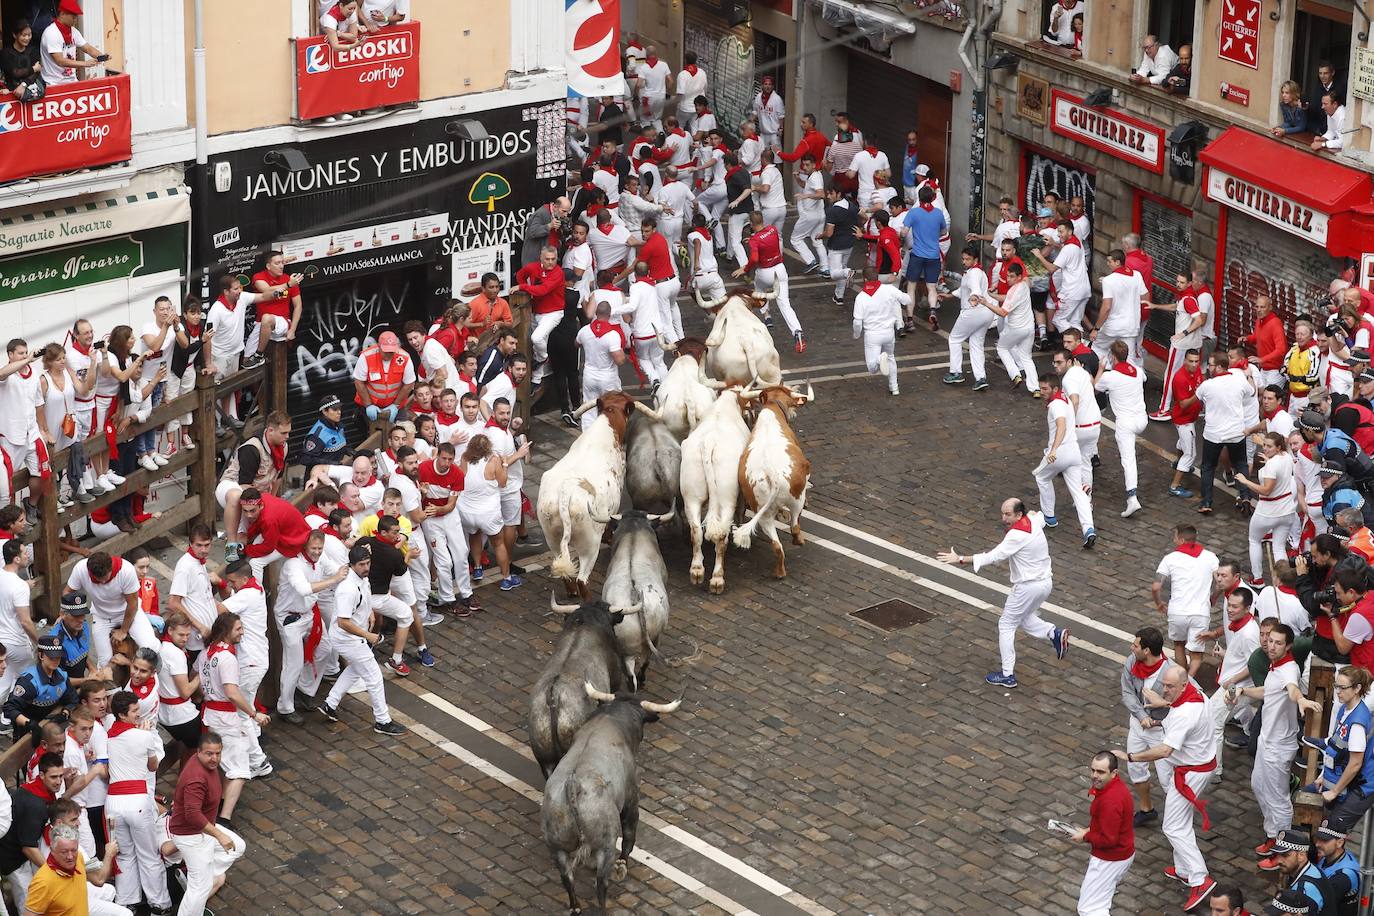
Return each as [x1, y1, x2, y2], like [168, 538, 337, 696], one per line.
[1218, 0, 1261, 69]
[295, 22, 422, 121]
[0, 74, 132, 183]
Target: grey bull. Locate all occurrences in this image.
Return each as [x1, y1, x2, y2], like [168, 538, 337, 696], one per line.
[541, 683, 681, 915]
[623, 409, 681, 515]
[601, 508, 672, 690]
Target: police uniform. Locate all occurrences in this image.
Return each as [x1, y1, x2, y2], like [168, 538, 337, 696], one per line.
[3, 638, 77, 739]
[49, 617, 92, 685]
[1316, 823, 1360, 916]
[301, 416, 350, 470]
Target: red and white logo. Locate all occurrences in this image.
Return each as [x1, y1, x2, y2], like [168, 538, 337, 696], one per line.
[24, 85, 120, 128]
[334, 32, 413, 68]
[0, 102, 22, 134]
[1219, 0, 1261, 69]
[566, 0, 621, 98]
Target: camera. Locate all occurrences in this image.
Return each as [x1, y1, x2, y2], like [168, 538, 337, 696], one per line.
[92, 340, 106, 350]
[1314, 586, 1338, 612]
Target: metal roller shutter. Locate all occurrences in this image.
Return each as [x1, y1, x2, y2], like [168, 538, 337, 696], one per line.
[1138, 195, 1192, 346]
[844, 51, 950, 189]
[683, 3, 756, 138]
[1219, 212, 1341, 347]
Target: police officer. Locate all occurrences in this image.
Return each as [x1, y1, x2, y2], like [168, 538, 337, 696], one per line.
[1265, 888, 1313, 914]
[3, 635, 78, 740]
[1273, 828, 1333, 913]
[48, 592, 103, 689]
[1314, 821, 1359, 916]
[301, 394, 351, 471]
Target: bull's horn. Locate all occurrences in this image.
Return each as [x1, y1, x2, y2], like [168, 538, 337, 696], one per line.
[640, 694, 683, 715]
[571, 399, 598, 418]
[549, 594, 581, 614]
[633, 401, 663, 421]
[739, 387, 763, 401]
[804, 381, 816, 403]
[658, 334, 678, 351]
[701, 378, 726, 390]
[609, 602, 642, 615]
[753, 290, 777, 302]
[584, 681, 617, 703]
[647, 508, 676, 524]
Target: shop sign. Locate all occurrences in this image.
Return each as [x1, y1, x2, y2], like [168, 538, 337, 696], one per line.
[1352, 48, 1374, 104]
[1218, 0, 1261, 69]
[0, 74, 132, 183]
[276, 213, 447, 265]
[294, 23, 422, 121]
[1206, 167, 1329, 245]
[1050, 90, 1165, 174]
[0, 235, 143, 303]
[1220, 82, 1251, 106]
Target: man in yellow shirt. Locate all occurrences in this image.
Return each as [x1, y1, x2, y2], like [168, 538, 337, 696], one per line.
[354, 489, 414, 547]
[24, 823, 123, 915]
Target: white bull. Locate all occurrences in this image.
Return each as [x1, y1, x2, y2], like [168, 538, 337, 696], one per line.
[680, 388, 751, 594]
[703, 294, 782, 387]
[654, 336, 722, 441]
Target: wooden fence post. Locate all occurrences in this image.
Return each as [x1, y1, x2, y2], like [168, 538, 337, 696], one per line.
[192, 370, 219, 528]
[509, 291, 533, 427]
[37, 466, 62, 620]
[269, 342, 288, 417]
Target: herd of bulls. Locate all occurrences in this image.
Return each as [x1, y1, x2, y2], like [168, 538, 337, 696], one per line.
[526, 294, 815, 913]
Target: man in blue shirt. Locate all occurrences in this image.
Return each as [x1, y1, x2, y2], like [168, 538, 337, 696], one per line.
[1273, 828, 1332, 914]
[1314, 821, 1359, 915]
[901, 185, 948, 333]
[900, 130, 920, 204]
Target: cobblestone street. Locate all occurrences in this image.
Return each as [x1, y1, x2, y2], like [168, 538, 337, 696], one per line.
[178, 269, 1286, 915]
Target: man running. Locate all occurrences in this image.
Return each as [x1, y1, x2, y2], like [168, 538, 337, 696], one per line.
[1035, 372, 1097, 548]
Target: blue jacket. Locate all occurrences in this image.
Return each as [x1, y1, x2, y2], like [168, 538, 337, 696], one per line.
[1321, 700, 1374, 795]
[49, 619, 91, 680]
[302, 418, 350, 468]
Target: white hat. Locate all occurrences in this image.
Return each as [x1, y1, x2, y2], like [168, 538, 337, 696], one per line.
[915, 164, 931, 176]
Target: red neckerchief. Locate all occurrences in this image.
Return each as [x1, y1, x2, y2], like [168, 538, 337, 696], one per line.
[1113, 266, 1135, 277]
[325, 3, 348, 24]
[435, 410, 460, 425]
[92, 556, 124, 585]
[16, 364, 31, 380]
[906, 142, 918, 153]
[599, 163, 618, 176]
[1278, 585, 1298, 596]
[669, 128, 685, 139]
[130, 676, 155, 700]
[713, 142, 729, 155]
[1170, 682, 1206, 707]
[760, 89, 773, 103]
[1063, 235, 1081, 247]
[590, 319, 630, 351]
[634, 276, 656, 286]
[70, 339, 91, 357]
[919, 201, 935, 212]
[644, 55, 659, 68]
[1262, 406, 1282, 420]
[1112, 362, 1138, 377]
[306, 505, 329, 520]
[484, 417, 505, 431]
[861, 281, 883, 296]
[54, 18, 73, 44]
[725, 165, 744, 179]
[383, 448, 397, 463]
[320, 525, 341, 539]
[44, 852, 74, 878]
[1269, 651, 1295, 671]
[206, 640, 236, 660]
[1175, 541, 1205, 557]
[240, 578, 264, 592]
[217, 293, 237, 312]
[1192, 282, 1213, 296]
[862, 145, 878, 157]
[106, 720, 139, 739]
[1227, 613, 1254, 632]
[1010, 515, 1032, 533]
[585, 202, 604, 219]
[683, 64, 698, 76]
[187, 548, 206, 566]
[269, 442, 285, 472]
[598, 223, 616, 236]
[1048, 390, 1068, 406]
[360, 474, 378, 488]
[1071, 343, 1093, 357]
[1131, 656, 1165, 679]
[1229, 357, 1250, 370]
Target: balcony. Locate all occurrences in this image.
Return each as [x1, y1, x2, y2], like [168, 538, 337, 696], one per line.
[292, 22, 424, 123]
[0, 74, 134, 184]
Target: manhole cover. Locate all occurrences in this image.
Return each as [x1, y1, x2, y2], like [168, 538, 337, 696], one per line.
[849, 599, 933, 632]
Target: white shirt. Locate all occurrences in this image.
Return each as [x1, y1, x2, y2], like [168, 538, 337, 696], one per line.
[654, 178, 694, 223]
[1071, 213, 1091, 245]
[1255, 585, 1310, 635]
[156, 642, 199, 727]
[1094, 364, 1148, 420]
[737, 137, 762, 175]
[1099, 269, 1148, 336]
[577, 324, 623, 375]
[1172, 293, 1205, 351]
[419, 338, 457, 388]
[1154, 544, 1220, 620]
[391, 471, 423, 518]
[1136, 44, 1179, 84]
[39, 22, 84, 85]
[848, 149, 890, 204]
[689, 229, 717, 275]
[1061, 364, 1101, 426]
[958, 266, 991, 313]
[588, 222, 633, 269]
[1197, 371, 1255, 442]
[1261, 658, 1301, 751]
[690, 111, 717, 138]
[484, 424, 523, 492]
[279, 554, 340, 620]
[797, 170, 826, 218]
[972, 512, 1052, 583]
[67, 559, 139, 623]
[627, 280, 662, 338]
[0, 569, 29, 649]
[1160, 694, 1214, 766]
[1052, 240, 1091, 301]
[562, 243, 594, 302]
[991, 220, 1021, 262]
[635, 59, 671, 96]
[332, 571, 372, 640]
[757, 165, 786, 210]
[206, 293, 261, 361]
[170, 553, 217, 653]
[1218, 615, 1260, 687]
[198, 645, 241, 728]
[362, 0, 410, 22]
[1045, 397, 1080, 456]
[751, 90, 785, 136]
[1003, 282, 1033, 330]
[224, 584, 270, 670]
[852, 284, 909, 336]
[1322, 105, 1347, 150]
[320, 6, 358, 30]
[591, 167, 621, 207]
[676, 68, 708, 113]
[663, 130, 693, 167]
[63, 733, 101, 808]
[480, 371, 516, 412]
[0, 368, 40, 443]
[106, 723, 162, 791]
[1264, 408, 1295, 439]
[1196, 287, 1218, 339]
[1254, 451, 1296, 518]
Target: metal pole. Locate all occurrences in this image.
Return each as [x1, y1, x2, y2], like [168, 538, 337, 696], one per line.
[191, 0, 211, 298]
[1359, 806, 1374, 916]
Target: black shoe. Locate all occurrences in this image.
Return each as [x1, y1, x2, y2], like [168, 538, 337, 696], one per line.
[1132, 808, 1158, 827]
[374, 720, 406, 736]
[318, 703, 339, 722]
[1224, 733, 1250, 749]
[804, 261, 820, 274]
[279, 710, 305, 725]
[831, 295, 844, 306]
[215, 816, 235, 832]
[1090, 454, 1101, 470]
[240, 353, 265, 369]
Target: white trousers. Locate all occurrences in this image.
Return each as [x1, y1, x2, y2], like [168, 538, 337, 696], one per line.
[1259, 368, 1284, 389]
[754, 265, 801, 335]
[580, 369, 622, 431]
[1157, 343, 1189, 412]
[1175, 423, 1197, 473]
[727, 213, 750, 265]
[1252, 739, 1296, 838]
[247, 550, 283, 584]
[1077, 853, 1134, 916]
[371, 592, 414, 627]
[660, 218, 683, 257]
[92, 612, 159, 669]
[107, 793, 171, 908]
[1034, 451, 1094, 533]
[635, 338, 669, 384]
[1249, 513, 1297, 582]
[693, 271, 726, 305]
[1125, 717, 1160, 784]
[948, 310, 995, 378]
[422, 513, 471, 604]
[997, 578, 1055, 676]
[863, 333, 898, 393]
[530, 311, 564, 379]
[760, 207, 786, 235]
[655, 277, 684, 340]
[1093, 331, 1141, 368]
[1158, 763, 1213, 885]
[1114, 415, 1147, 494]
[90, 886, 131, 916]
[1075, 425, 1101, 491]
[407, 534, 431, 612]
[238, 664, 269, 770]
[276, 613, 332, 714]
[790, 213, 827, 266]
[1053, 295, 1089, 333]
[326, 635, 391, 722]
[997, 324, 1037, 382]
[1210, 689, 1255, 777]
[696, 186, 727, 246]
[172, 828, 246, 916]
[827, 250, 854, 297]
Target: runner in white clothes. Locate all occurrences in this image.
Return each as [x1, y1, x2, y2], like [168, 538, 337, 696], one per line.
[1092, 249, 1149, 367]
[1053, 347, 1103, 493]
[197, 610, 272, 827]
[576, 300, 628, 431]
[1152, 525, 1220, 677]
[1208, 588, 1260, 780]
[1111, 666, 1221, 912]
[733, 211, 806, 353]
[417, 442, 480, 617]
[105, 690, 169, 913]
[64, 552, 157, 669]
[750, 75, 785, 150]
[852, 268, 908, 396]
[319, 544, 405, 735]
[167, 524, 224, 657]
[1031, 220, 1091, 333]
[675, 53, 707, 125]
[1034, 372, 1097, 548]
[942, 246, 996, 390]
[1234, 433, 1299, 585]
[218, 561, 273, 779]
[155, 612, 202, 762]
[790, 155, 829, 275]
[1094, 339, 1150, 518]
[984, 262, 1038, 389]
[274, 531, 346, 723]
[1149, 271, 1208, 419]
[754, 150, 787, 233]
[688, 214, 726, 307]
[626, 264, 668, 386]
[0, 541, 36, 702]
[939, 497, 1068, 689]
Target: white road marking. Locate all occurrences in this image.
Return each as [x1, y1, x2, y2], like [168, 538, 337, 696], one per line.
[395, 684, 834, 915]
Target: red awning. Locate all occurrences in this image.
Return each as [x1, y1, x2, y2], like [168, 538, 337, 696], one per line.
[1199, 126, 1373, 217]
[1330, 204, 1374, 260]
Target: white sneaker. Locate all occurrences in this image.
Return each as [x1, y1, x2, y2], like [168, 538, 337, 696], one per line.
[138, 455, 158, 472]
[878, 352, 890, 375]
[105, 470, 126, 485]
[89, 477, 112, 496]
[421, 611, 444, 627]
[152, 453, 170, 467]
[181, 434, 195, 450]
[1121, 496, 1142, 519]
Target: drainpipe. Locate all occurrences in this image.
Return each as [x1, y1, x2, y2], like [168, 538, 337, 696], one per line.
[192, 0, 210, 297]
[961, 0, 1003, 249]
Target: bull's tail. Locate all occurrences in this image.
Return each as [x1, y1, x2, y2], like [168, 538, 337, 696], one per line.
[705, 310, 729, 348]
[732, 475, 780, 549]
[565, 779, 590, 872]
[551, 481, 579, 579]
[546, 682, 564, 760]
[703, 442, 732, 542]
[743, 345, 761, 390]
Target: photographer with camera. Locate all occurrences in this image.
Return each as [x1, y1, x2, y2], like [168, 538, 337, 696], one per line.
[1296, 533, 1352, 663]
[1322, 563, 1374, 681]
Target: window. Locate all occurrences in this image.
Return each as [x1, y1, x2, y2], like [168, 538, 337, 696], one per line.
[1291, 6, 1352, 105]
[1039, 0, 1086, 53]
[1147, 0, 1195, 53]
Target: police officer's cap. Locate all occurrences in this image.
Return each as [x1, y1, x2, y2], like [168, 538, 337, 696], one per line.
[36, 635, 62, 657]
[348, 543, 372, 565]
[1316, 820, 1347, 841]
[1273, 827, 1311, 854]
[1319, 459, 1346, 477]
[1298, 408, 1327, 431]
[319, 395, 342, 413]
[59, 592, 90, 616]
[1351, 348, 1372, 364]
[1266, 889, 1313, 914]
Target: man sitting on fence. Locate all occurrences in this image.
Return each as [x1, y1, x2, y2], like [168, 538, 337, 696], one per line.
[64, 554, 158, 670]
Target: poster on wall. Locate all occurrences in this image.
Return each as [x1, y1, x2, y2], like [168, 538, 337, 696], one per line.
[566, 0, 622, 98]
[294, 23, 422, 120]
[451, 244, 511, 299]
[0, 74, 132, 183]
[1218, 0, 1261, 69]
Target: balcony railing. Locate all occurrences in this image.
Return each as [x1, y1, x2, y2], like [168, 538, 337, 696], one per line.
[0, 74, 133, 184]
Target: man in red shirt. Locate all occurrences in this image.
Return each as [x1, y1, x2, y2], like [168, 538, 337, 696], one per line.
[169, 732, 246, 913]
[732, 210, 807, 353]
[858, 209, 903, 282]
[1072, 750, 1135, 915]
[246, 250, 305, 369]
[1243, 295, 1288, 387]
[1121, 234, 1154, 367]
[637, 215, 682, 341]
[516, 247, 567, 386]
[240, 488, 312, 582]
[1168, 349, 1205, 498]
[778, 112, 831, 166]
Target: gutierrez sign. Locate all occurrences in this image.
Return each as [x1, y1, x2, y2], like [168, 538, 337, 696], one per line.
[1050, 90, 1166, 174]
[294, 22, 422, 121]
[1205, 167, 1330, 245]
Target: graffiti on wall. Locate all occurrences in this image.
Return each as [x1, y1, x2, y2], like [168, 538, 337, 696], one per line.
[1023, 152, 1096, 226]
[1220, 214, 1338, 346]
[682, 28, 756, 136]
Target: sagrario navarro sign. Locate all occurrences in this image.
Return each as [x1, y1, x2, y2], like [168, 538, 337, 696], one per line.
[1205, 167, 1329, 245]
[1050, 90, 1165, 174]
[295, 22, 422, 121]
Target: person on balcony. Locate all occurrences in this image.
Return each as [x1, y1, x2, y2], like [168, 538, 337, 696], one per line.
[1128, 34, 1177, 87]
[360, 0, 408, 32]
[1272, 81, 1309, 137]
[1311, 92, 1347, 153]
[1162, 44, 1191, 96]
[0, 20, 40, 101]
[1042, 0, 1084, 47]
[318, 0, 360, 49]
[39, 0, 106, 87]
[1309, 62, 1346, 135]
